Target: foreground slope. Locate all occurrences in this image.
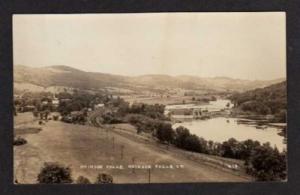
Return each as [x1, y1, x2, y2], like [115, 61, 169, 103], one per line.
[14, 113, 251, 183]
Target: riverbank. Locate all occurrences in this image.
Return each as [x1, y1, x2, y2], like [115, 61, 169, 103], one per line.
[164, 100, 286, 151]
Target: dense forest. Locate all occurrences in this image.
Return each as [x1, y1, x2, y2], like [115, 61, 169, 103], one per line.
[229, 81, 286, 122]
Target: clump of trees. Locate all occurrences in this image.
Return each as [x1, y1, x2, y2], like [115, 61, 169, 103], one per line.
[173, 126, 208, 153]
[37, 162, 113, 184]
[53, 115, 59, 121]
[13, 137, 27, 146]
[14, 92, 54, 113]
[95, 173, 113, 184]
[230, 81, 286, 122]
[37, 162, 73, 184]
[56, 91, 168, 126]
[245, 144, 287, 181]
[76, 176, 91, 184]
[155, 122, 174, 144]
[61, 111, 87, 125]
[127, 103, 166, 120]
[148, 124, 287, 181]
[127, 114, 157, 133]
[102, 112, 124, 124]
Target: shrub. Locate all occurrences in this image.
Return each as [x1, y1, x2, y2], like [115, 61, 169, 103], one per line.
[245, 143, 287, 181]
[174, 126, 190, 147]
[37, 162, 73, 184]
[33, 111, 39, 117]
[102, 112, 123, 124]
[127, 114, 161, 134]
[155, 122, 175, 144]
[221, 138, 241, 159]
[13, 137, 27, 146]
[174, 126, 208, 153]
[53, 115, 59, 121]
[76, 176, 91, 184]
[95, 173, 113, 184]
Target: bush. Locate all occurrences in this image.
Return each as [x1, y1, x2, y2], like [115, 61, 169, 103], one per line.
[13, 137, 27, 146]
[95, 173, 113, 184]
[33, 111, 39, 117]
[155, 122, 175, 144]
[221, 138, 241, 159]
[245, 143, 287, 181]
[128, 103, 166, 120]
[174, 126, 208, 153]
[273, 109, 286, 123]
[37, 162, 73, 184]
[127, 114, 163, 134]
[76, 176, 91, 184]
[53, 115, 59, 121]
[174, 126, 191, 148]
[102, 112, 123, 124]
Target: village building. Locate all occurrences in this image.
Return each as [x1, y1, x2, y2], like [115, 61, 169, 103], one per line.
[94, 103, 105, 110]
[52, 98, 59, 107]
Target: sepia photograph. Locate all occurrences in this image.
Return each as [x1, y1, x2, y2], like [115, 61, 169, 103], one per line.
[13, 12, 287, 184]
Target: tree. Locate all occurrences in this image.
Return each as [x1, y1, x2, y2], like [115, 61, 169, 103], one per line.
[156, 122, 175, 144]
[221, 138, 240, 159]
[13, 137, 27, 146]
[76, 176, 91, 184]
[95, 173, 113, 184]
[274, 109, 286, 123]
[174, 126, 208, 153]
[239, 139, 261, 160]
[37, 162, 73, 184]
[245, 143, 287, 181]
[184, 135, 203, 152]
[174, 126, 191, 148]
[33, 110, 39, 118]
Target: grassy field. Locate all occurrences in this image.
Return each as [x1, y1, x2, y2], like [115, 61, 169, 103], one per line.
[121, 95, 204, 105]
[14, 113, 252, 184]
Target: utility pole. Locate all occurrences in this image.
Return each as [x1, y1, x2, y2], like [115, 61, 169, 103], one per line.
[132, 157, 136, 174]
[148, 168, 151, 183]
[106, 128, 108, 140]
[120, 145, 124, 159]
[112, 136, 115, 151]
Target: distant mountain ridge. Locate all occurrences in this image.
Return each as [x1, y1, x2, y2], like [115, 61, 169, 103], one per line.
[14, 65, 285, 93]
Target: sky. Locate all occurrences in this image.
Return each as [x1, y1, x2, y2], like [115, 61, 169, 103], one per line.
[13, 12, 286, 80]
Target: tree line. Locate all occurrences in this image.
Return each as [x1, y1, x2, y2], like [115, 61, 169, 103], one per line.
[154, 124, 286, 181]
[124, 111, 286, 181]
[229, 81, 286, 123]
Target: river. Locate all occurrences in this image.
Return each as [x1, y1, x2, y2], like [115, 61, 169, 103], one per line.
[166, 99, 286, 151]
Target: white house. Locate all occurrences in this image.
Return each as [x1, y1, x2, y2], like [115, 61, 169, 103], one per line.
[94, 103, 105, 110]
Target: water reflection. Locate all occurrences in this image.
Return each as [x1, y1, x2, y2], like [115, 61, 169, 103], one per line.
[173, 117, 286, 151]
[167, 99, 286, 151]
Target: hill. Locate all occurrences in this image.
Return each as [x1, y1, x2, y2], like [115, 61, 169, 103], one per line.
[14, 65, 285, 93]
[229, 81, 286, 122]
